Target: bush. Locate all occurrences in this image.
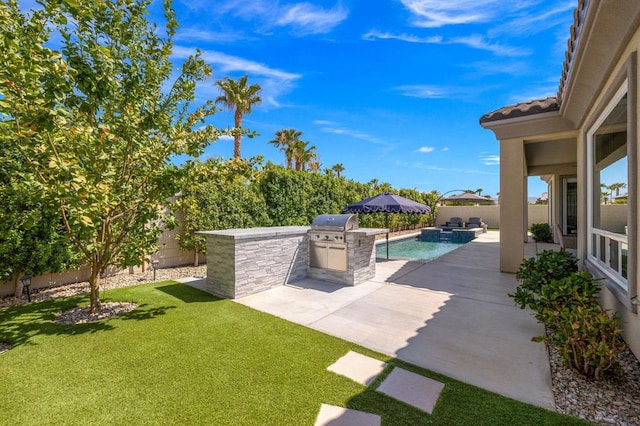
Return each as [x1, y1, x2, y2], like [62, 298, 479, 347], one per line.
[530, 223, 553, 243]
[542, 306, 626, 380]
[511, 250, 578, 310]
[511, 251, 625, 380]
[533, 272, 600, 327]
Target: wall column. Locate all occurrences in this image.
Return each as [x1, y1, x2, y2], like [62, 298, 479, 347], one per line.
[500, 138, 526, 273]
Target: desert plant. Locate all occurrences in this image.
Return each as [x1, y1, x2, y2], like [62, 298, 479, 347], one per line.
[540, 305, 626, 379]
[530, 223, 554, 243]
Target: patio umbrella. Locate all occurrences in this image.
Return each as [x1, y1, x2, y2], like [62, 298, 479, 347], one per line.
[442, 192, 495, 205]
[342, 192, 431, 259]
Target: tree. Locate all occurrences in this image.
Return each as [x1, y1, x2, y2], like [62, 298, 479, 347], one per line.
[0, 141, 78, 296]
[0, 0, 220, 312]
[215, 75, 262, 159]
[268, 128, 301, 169]
[331, 163, 345, 178]
[291, 140, 317, 171]
[608, 182, 627, 198]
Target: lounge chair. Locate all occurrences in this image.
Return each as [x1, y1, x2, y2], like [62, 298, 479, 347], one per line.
[466, 217, 487, 232]
[443, 217, 463, 228]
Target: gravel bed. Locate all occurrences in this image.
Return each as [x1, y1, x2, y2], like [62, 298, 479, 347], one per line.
[53, 302, 138, 325]
[547, 328, 640, 425]
[0, 265, 207, 309]
[2, 263, 640, 425]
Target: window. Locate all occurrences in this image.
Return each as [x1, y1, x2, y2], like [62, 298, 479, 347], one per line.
[587, 84, 629, 290]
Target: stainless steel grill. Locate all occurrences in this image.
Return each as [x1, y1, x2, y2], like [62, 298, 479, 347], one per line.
[309, 214, 358, 272]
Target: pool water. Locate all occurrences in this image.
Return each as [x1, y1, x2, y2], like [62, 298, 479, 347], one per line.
[377, 237, 463, 262]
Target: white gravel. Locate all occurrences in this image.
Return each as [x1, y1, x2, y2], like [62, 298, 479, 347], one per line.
[1, 263, 640, 424]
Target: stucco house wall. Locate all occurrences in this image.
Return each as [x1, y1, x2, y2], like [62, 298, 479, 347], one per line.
[480, 1, 640, 359]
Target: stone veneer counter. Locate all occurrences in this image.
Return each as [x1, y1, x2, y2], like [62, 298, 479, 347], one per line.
[197, 226, 388, 299]
[197, 227, 309, 299]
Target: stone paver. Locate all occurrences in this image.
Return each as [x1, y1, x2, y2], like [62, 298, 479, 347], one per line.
[326, 351, 387, 386]
[314, 404, 381, 426]
[376, 367, 444, 414]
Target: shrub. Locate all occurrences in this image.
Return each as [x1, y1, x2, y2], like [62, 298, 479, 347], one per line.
[511, 250, 578, 310]
[530, 223, 554, 243]
[533, 272, 600, 327]
[511, 251, 625, 380]
[541, 306, 626, 379]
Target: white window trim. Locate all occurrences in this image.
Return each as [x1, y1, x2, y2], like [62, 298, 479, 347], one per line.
[586, 81, 629, 292]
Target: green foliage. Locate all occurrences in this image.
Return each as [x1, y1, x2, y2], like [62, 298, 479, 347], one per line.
[547, 305, 625, 380]
[511, 250, 578, 309]
[175, 157, 271, 254]
[0, 140, 79, 291]
[176, 160, 434, 251]
[533, 272, 600, 326]
[530, 223, 553, 242]
[511, 251, 625, 379]
[0, 0, 220, 310]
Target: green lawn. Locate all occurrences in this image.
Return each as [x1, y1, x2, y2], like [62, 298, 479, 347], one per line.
[0, 282, 586, 425]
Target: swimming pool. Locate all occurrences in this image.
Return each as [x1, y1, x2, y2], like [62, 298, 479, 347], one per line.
[376, 236, 463, 263]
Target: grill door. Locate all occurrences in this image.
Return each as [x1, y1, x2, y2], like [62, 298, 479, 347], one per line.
[327, 243, 347, 271]
[310, 241, 329, 269]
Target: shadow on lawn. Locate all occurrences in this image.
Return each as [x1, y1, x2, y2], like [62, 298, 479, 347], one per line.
[0, 295, 110, 349]
[0, 295, 175, 350]
[154, 283, 221, 303]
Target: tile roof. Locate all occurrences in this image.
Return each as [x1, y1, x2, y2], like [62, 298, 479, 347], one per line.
[558, 0, 588, 102]
[480, 0, 587, 125]
[479, 97, 559, 124]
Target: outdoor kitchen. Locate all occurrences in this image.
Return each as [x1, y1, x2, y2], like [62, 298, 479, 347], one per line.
[196, 214, 387, 299]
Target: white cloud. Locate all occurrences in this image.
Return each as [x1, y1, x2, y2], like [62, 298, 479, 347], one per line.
[312, 119, 336, 125]
[321, 126, 380, 144]
[395, 85, 448, 99]
[417, 146, 435, 153]
[399, 0, 502, 28]
[490, 2, 575, 37]
[451, 34, 529, 57]
[276, 3, 348, 35]
[364, 31, 526, 57]
[442, 147, 449, 151]
[172, 46, 302, 107]
[362, 30, 442, 44]
[201, 0, 347, 36]
[481, 154, 500, 165]
[174, 28, 248, 43]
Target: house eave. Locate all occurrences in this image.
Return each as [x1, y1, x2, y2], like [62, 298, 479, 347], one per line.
[480, 111, 576, 141]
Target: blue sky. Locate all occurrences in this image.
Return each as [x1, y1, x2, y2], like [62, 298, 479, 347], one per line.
[56, 0, 579, 197]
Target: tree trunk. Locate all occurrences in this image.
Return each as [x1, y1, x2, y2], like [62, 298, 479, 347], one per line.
[89, 268, 102, 314]
[194, 249, 199, 267]
[234, 110, 242, 159]
[12, 272, 23, 298]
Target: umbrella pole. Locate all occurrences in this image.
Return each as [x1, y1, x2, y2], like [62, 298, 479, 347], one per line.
[385, 213, 389, 260]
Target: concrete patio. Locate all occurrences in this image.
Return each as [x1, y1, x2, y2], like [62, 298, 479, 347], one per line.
[230, 231, 556, 409]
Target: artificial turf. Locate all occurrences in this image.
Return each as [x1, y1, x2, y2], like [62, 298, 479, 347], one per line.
[0, 281, 587, 425]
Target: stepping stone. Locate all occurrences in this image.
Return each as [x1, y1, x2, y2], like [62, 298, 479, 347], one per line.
[314, 404, 381, 426]
[327, 351, 387, 386]
[376, 367, 444, 414]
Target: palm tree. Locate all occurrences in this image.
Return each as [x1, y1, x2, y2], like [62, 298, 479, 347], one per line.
[292, 140, 317, 171]
[268, 128, 301, 169]
[215, 75, 262, 159]
[331, 163, 345, 178]
[608, 182, 627, 197]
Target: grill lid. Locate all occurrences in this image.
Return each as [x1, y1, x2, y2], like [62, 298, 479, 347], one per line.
[310, 214, 358, 231]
